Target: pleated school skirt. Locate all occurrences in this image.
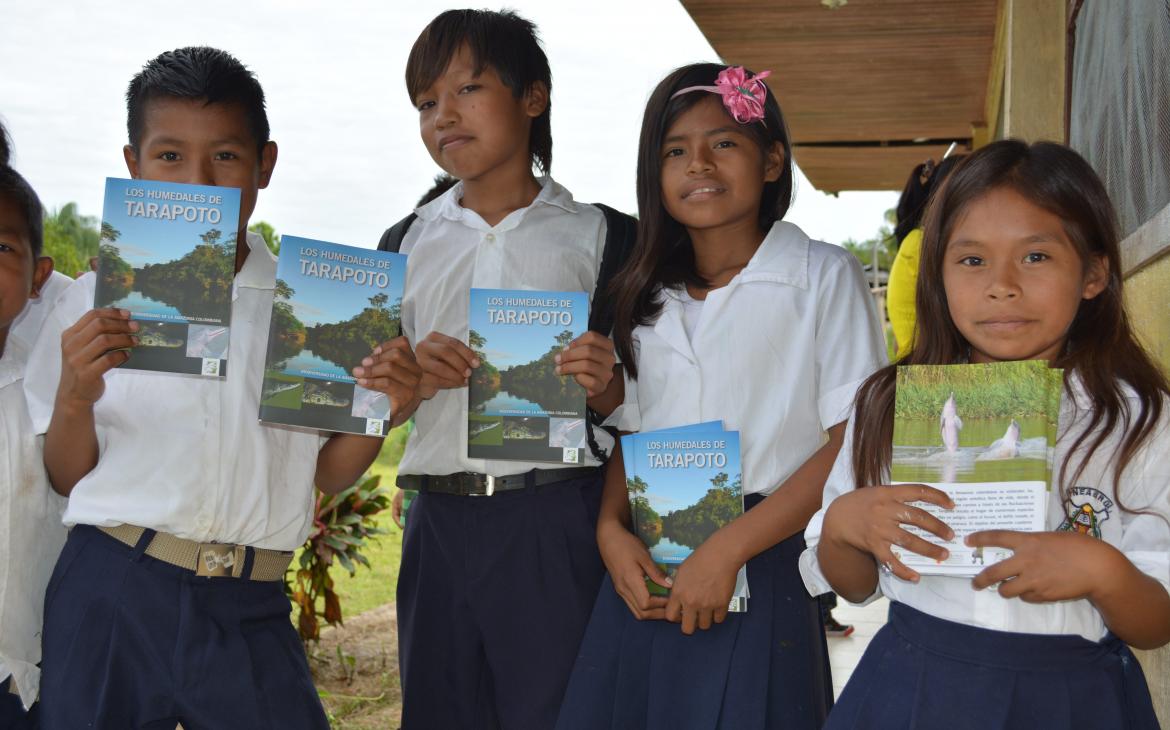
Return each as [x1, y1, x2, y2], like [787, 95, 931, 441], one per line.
[555, 504, 833, 730]
[825, 601, 1159, 730]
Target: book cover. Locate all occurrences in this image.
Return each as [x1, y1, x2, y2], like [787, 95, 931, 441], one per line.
[890, 360, 1061, 575]
[622, 425, 748, 612]
[94, 177, 241, 377]
[259, 235, 406, 436]
[467, 288, 589, 464]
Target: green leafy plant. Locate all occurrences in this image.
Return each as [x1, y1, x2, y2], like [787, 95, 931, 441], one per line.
[290, 474, 392, 642]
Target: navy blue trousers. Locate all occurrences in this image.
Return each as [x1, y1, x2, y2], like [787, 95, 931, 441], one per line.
[397, 472, 605, 730]
[39, 525, 328, 730]
[826, 601, 1160, 730]
[0, 675, 37, 729]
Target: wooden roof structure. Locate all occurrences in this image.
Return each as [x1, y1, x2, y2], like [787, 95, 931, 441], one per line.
[680, 0, 1000, 192]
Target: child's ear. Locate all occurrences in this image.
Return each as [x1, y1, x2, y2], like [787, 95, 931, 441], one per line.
[523, 81, 549, 119]
[123, 145, 140, 179]
[1081, 253, 1109, 300]
[30, 256, 54, 299]
[763, 141, 785, 183]
[258, 141, 278, 190]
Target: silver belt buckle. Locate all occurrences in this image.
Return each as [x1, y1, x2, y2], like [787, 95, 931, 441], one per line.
[483, 474, 495, 496]
[197, 543, 239, 577]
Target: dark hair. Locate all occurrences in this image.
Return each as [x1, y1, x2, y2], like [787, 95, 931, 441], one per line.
[611, 63, 795, 376]
[406, 9, 553, 174]
[417, 173, 458, 207]
[0, 121, 44, 259]
[894, 154, 965, 245]
[852, 140, 1168, 512]
[126, 46, 270, 152]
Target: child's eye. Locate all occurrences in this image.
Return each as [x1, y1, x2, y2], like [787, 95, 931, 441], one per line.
[714, 139, 736, 149]
[459, 84, 480, 94]
[159, 151, 180, 162]
[662, 147, 684, 159]
[958, 255, 984, 266]
[0, 243, 12, 253]
[214, 151, 238, 161]
[1023, 252, 1049, 263]
[417, 100, 435, 112]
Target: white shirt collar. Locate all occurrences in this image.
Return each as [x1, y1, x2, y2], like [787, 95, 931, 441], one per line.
[233, 230, 277, 296]
[737, 220, 811, 289]
[0, 336, 28, 388]
[414, 175, 580, 232]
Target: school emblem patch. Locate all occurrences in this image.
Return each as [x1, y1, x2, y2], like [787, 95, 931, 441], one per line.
[1057, 487, 1114, 538]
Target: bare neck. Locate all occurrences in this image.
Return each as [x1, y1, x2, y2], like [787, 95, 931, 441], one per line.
[460, 166, 543, 227]
[686, 218, 766, 297]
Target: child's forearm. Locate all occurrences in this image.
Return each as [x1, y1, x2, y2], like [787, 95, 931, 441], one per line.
[815, 526, 881, 603]
[314, 433, 384, 494]
[585, 365, 624, 417]
[709, 423, 846, 568]
[597, 438, 632, 532]
[1091, 547, 1170, 649]
[44, 397, 100, 497]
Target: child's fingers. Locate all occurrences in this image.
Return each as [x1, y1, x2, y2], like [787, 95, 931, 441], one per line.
[572, 373, 606, 397]
[555, 342, 614, 366]
[419, 344, 473, 379]
[972, 556, 1023, 591]
[892, 483, 955, 510]
[641, 556, 673, 590]
[696, 607, 714, 632]
[965, 529, 1021, 550]
[679, 608, 698, 635]
[416, 357, 469, 388]
[874, 548, 920, 583]
[886, 527, 950, 563]
[423, 333, 479, 367]
[569, 331, 613, 351]
[713, 604, 729, 625]
[892, 505, 955, 544]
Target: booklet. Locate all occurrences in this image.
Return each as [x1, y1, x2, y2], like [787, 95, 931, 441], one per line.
[467, 288, 589, 464]
[890, 360, 1062, 576]
[259, 235, 406, 436]
[94, 177, 241, 377]
[622, 423, 749, 612]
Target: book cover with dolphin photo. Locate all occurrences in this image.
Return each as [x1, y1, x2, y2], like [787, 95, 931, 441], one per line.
[890, 360, 1063, 575]
[94, 177, 241, 376]
[467, 288, 589, 464]
[622, 423, 748, 612]
[259, 235, 406, 436]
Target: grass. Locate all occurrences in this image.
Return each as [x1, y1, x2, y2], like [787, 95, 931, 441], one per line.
[894, 360, 1058, 420]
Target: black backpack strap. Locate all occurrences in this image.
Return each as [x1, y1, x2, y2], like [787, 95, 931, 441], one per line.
[584, 203, 638, 464]
[377, 212, 417, 253]
[378, 213, 417, 338]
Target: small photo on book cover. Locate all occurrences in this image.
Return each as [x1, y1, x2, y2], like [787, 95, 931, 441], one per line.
[94, 178, 241, 377]
[891, 360, 1061, 575]
[623, 426, 748, 612]
[259, 235, 406, 435]
[467, 288, 589, 464]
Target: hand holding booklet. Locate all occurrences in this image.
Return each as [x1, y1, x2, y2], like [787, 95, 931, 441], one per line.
[890, 360, 1063, 576]
[621, 422, 749, 612]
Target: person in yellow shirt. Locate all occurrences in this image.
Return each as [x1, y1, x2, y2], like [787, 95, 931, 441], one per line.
[887, 155, 964, 358]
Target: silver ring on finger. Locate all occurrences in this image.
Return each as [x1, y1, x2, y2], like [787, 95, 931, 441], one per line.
[880, 560, 894, 575]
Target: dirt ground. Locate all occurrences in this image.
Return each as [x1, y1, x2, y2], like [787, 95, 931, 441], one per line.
[309, 603, 403, 729]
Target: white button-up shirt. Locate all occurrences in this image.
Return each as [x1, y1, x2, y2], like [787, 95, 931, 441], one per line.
[396, 176, 613, 478]
[0, 336, 67, 709]
[610, 221, 887, 495]
[800, 378, 1170, 641]
[23, 232, 322, 551]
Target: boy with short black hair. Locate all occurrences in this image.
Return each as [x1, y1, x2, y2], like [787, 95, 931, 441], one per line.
[24, 46, 421, 730]
[388, 9, 629, 729]
[0, 121, 64, 730]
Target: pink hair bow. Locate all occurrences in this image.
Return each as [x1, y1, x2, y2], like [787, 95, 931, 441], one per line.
[672, 66, 772, 125]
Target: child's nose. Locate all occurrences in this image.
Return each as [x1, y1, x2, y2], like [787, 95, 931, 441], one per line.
[986, 263, 1021, 299]
[434, 95, 458, 128]
[187, 158, 215, 187]
[686, 149, 714, 175]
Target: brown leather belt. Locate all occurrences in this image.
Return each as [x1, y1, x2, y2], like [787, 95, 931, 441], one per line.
[98, 524, 293, 581]
[397, 466, 598, 496]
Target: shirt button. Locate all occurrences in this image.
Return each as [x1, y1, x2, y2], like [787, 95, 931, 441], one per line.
[485, 233, 496, 242]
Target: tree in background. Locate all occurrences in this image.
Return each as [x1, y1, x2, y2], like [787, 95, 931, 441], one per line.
[249, 220, 280, 255]
[841, 207, 897, 272]
[43, 203, 100, 277]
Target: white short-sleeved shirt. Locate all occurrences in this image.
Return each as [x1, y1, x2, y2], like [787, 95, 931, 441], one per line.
[10, 270, 72, 353]
[396, 176, 614, 478]
[610, 221, 887, 495]
[0, 337, 67, 708]
[23, 232, 323, 551]
[800, 378, 1170, 642]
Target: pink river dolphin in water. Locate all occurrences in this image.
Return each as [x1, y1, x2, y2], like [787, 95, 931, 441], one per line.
[940, 393, 963, 454]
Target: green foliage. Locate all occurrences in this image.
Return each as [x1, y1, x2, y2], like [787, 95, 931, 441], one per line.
[468, 329, 500, 410]
[290, 474, 392, 643]
[270, 278, 306, 360]
[479, 331, 580, 414]
[43, 203, 101, 277]
[894, 361, 1056, 420]
[304, 295, 401, 371]
[133, 230, 236, 318]
[249, 220, 281, 255]
[627, 475, 661, 544]
[97, 242, 133, 298]
[656, 471, 742, 550]
[841, 207, 897, 271]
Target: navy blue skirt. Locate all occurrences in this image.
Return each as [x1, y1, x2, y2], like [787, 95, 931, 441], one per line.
[555, 518, 832, 730]
[826, 601, 1159, 730]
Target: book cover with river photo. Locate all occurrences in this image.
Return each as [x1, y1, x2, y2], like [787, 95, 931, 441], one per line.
[94, 178, 241, 376]
[259, 235, 406, 436]
[467, 288, 588, 464]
